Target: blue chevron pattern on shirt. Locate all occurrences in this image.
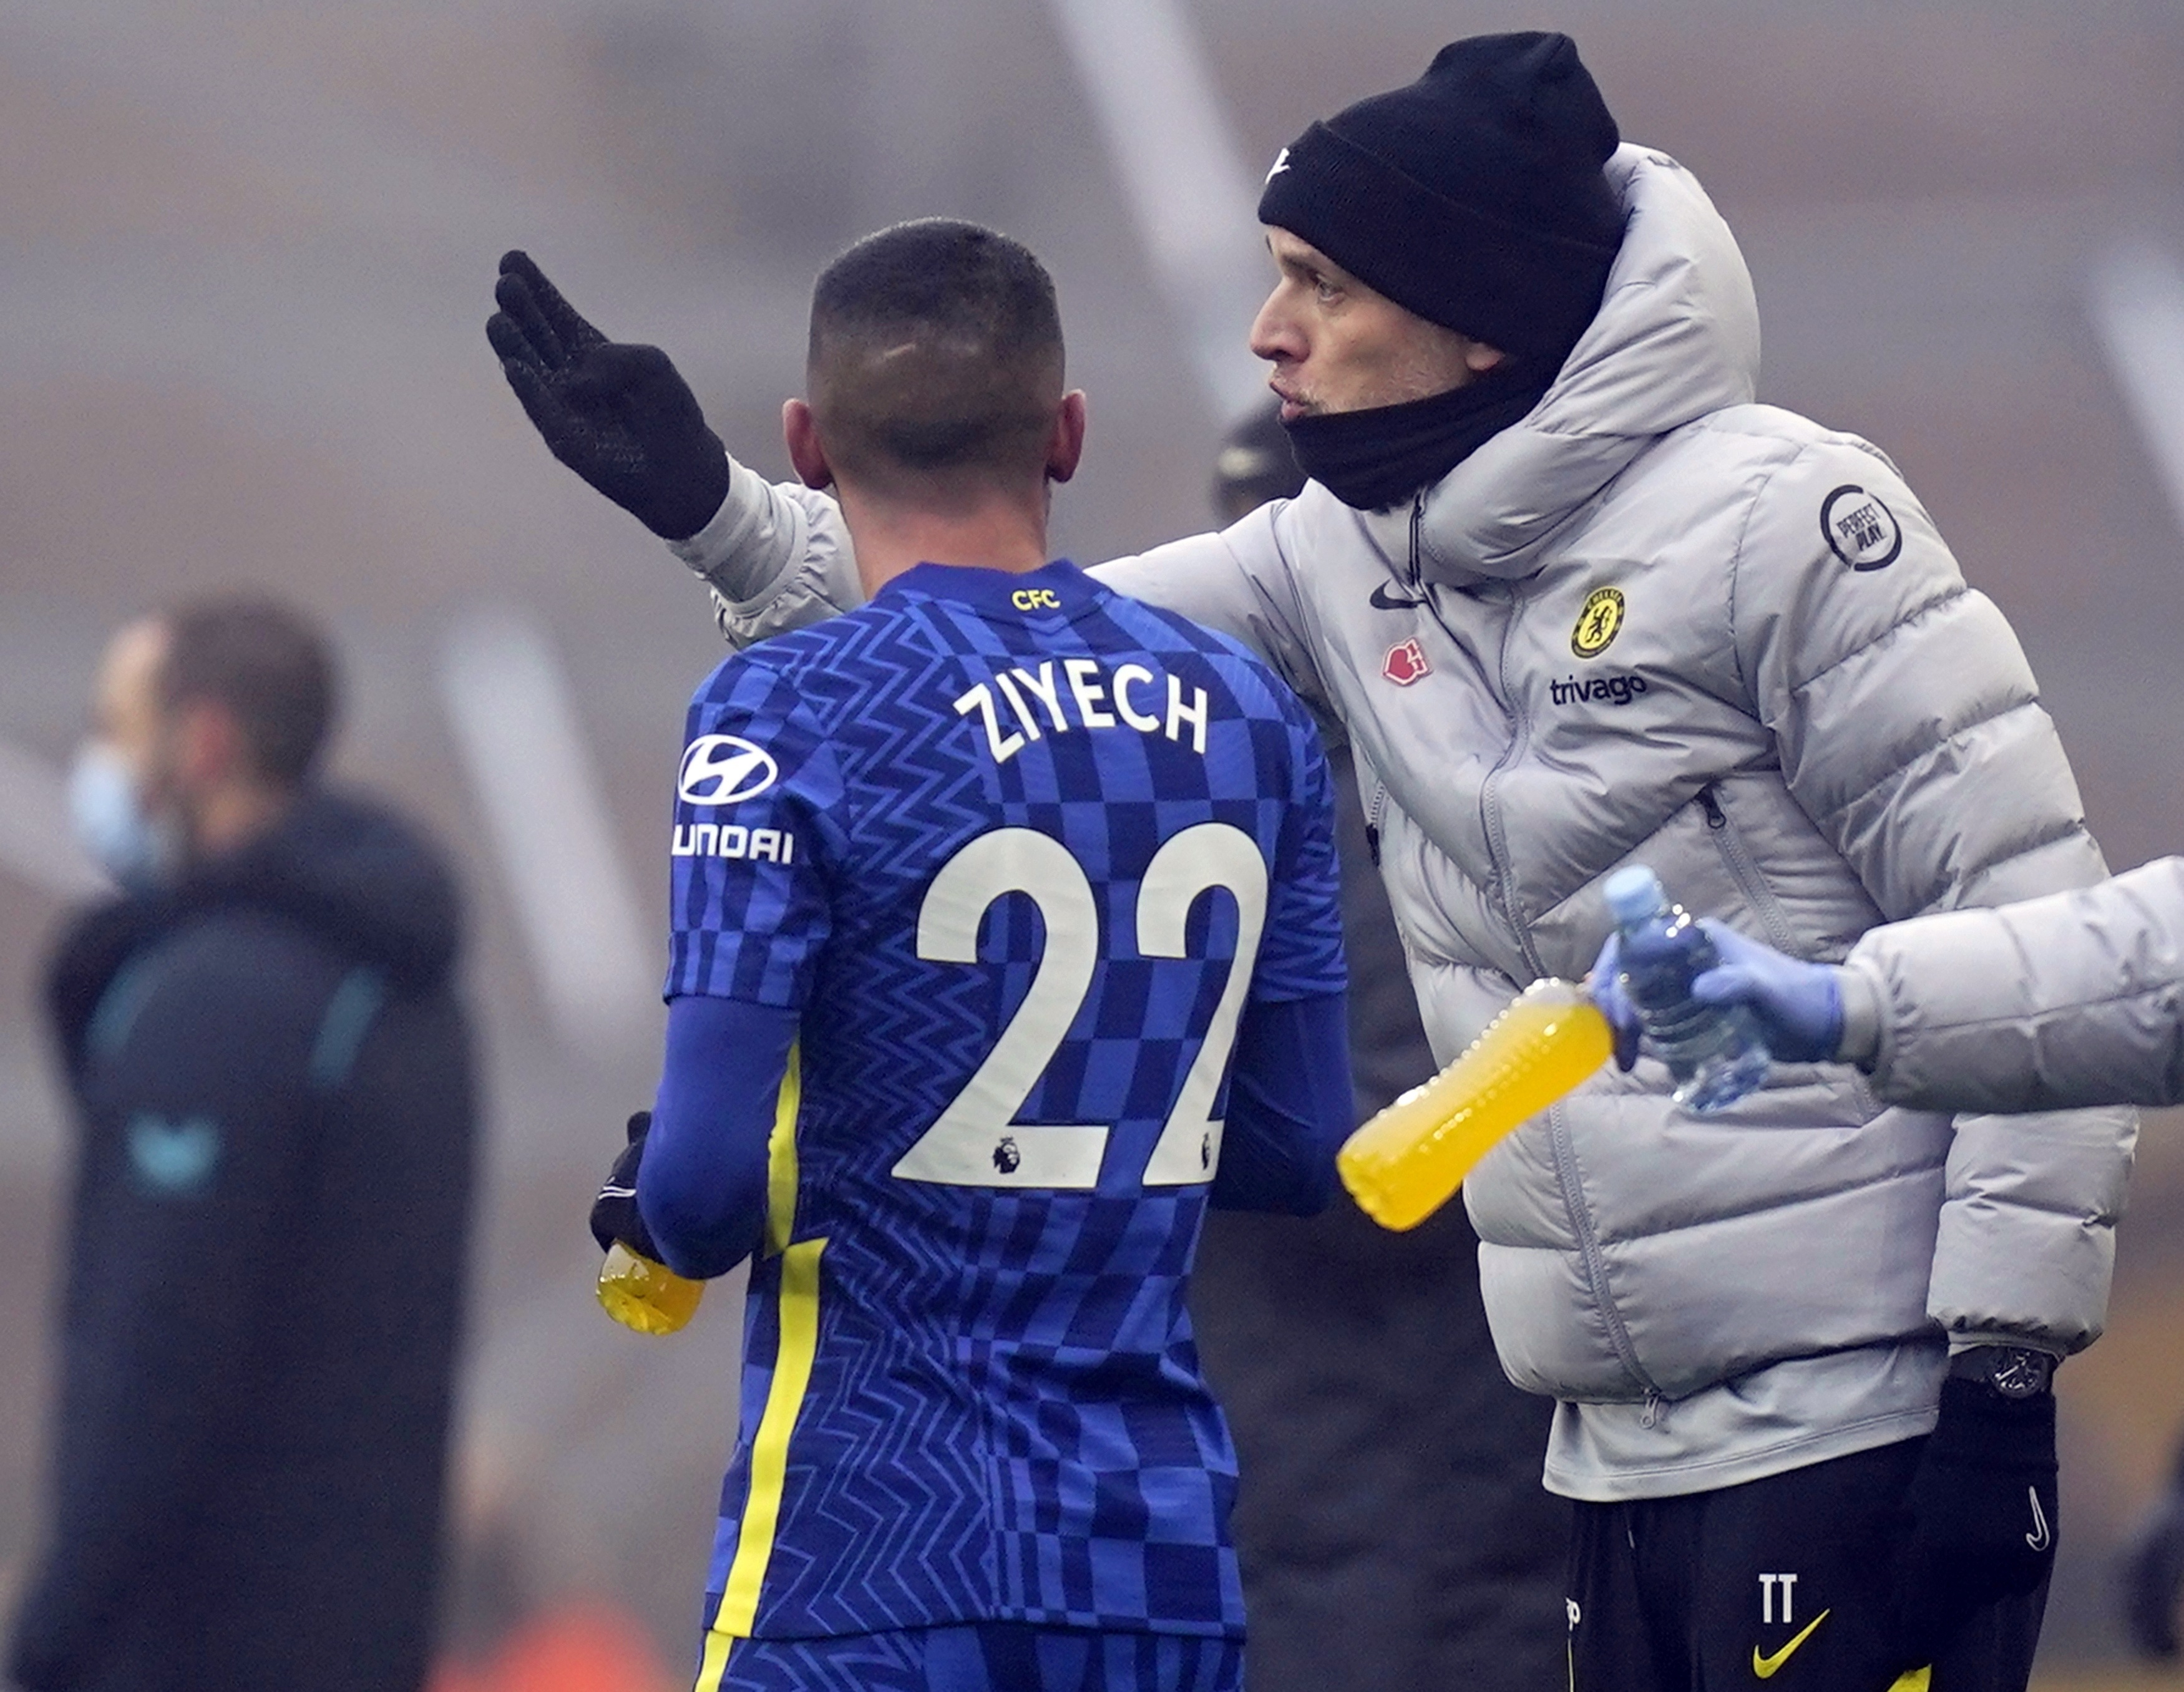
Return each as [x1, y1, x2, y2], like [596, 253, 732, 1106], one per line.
[667, 559, 1343, 1641]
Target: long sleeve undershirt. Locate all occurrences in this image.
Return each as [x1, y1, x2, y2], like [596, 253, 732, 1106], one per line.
[636, 988, 1353, 1280]
[637, 994, 792, 1280]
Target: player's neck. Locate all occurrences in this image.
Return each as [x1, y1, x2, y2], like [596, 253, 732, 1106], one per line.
[839, 484, 1053, 595]
[187, 776, 296, 862]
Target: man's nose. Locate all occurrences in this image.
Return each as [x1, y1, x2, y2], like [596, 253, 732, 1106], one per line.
[1248, 285, 1299, 364]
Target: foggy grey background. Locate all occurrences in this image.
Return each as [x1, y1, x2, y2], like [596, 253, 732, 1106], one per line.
[4, 0, 2184, 1678]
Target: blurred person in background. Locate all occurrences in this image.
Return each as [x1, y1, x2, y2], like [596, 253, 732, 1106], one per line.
[487, 29, 2136, 1688]
[1188, 401, 1567, 1692]
[9, 596, 476, 1692]
[2125, 1439, 2184, 1661]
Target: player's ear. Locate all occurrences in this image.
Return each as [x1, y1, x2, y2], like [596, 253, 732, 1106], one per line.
[1046, 390, 1087, 485]
[783, 398, 834, 490]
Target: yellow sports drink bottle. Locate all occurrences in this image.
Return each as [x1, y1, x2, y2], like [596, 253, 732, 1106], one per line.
[1339, 978, 1612, 1232]
[595, 1242, 704, 1335]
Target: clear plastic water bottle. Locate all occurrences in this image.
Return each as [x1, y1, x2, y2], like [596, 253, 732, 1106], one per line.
[1602, 864, 1770, 1112]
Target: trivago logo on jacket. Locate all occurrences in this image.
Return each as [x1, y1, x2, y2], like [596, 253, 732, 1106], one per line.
[1548, 672, 1650, 709]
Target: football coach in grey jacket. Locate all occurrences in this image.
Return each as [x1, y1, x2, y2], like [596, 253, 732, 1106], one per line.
[487, 31, 2133, 1691]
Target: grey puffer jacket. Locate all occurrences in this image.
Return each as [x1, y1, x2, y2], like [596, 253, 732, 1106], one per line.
[672, 145, 2135, 1500]
[1843, 855, 2184, 1115]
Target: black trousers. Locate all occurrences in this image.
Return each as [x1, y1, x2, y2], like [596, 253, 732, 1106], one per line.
[1566, 1439, 2047, 1692]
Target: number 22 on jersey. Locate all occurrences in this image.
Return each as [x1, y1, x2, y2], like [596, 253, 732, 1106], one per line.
[892, 822, 1268, 1190]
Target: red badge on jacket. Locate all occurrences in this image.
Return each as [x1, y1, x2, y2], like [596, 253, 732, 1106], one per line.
[1383, 638, 1431, 686]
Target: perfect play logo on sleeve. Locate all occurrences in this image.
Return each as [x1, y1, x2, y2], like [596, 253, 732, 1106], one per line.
[1820, 485, 1903, 571]
[678, 735, 779, 806]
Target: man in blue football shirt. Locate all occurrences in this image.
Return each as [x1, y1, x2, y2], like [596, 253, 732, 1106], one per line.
[564, 221, 1353, 1691]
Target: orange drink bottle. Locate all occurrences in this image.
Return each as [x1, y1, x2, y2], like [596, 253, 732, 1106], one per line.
[1338, 978, 1612, 1231]
[595, 1241, 704, 1336]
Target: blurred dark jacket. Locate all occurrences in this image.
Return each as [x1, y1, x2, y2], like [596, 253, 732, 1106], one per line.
[1191, 744, 1569, 1692]
[11, 789, 476, 1692]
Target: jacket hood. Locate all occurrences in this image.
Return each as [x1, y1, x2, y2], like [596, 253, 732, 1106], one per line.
[187, 789, 463, 988]
[1413, 144, 1761, 586]
[47, 789, 463, 1061]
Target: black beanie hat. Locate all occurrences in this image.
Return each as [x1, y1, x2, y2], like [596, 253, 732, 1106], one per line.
[1257, 31, 1624, 361]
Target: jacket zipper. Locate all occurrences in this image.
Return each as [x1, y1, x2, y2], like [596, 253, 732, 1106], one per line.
[1544, 1100, 1662, 1403]
[1415, 497, 1645, 1399]
[1694, 785, 1800, 954]
[1358, 500, 1419, 875]
[1409, 493, 1546, 978]
[1477, 599, 1545, 978]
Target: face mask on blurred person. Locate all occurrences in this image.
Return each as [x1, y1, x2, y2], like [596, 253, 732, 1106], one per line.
[68, 742, 180, 891]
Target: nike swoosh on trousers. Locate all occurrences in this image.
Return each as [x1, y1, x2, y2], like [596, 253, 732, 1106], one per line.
[1751, 1609, 1830, 1679]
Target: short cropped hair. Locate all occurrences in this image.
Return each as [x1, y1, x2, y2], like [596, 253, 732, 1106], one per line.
[807, 219, 1065, 492]
[158, 595, 339, 787]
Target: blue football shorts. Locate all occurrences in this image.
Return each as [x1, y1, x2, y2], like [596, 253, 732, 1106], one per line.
[710, 1622, 1243, 1692]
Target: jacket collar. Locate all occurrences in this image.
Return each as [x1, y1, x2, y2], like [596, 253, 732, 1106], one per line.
[1413, 145, 1762, 588]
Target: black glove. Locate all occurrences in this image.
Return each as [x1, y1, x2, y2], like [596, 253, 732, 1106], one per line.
[589, 1111, 663, 1261]
[487, 251, 732, 540]
[2122, 1476, 2184, 1658]
[1893, 1374, 2059, 1664]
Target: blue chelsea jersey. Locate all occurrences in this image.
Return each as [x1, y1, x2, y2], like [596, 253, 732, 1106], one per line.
[666, 560, 1345, 1643]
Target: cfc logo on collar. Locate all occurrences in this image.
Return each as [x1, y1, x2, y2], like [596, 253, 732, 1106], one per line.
[1012, 587, 1063, 611]
[1571, 587, 1626, 658]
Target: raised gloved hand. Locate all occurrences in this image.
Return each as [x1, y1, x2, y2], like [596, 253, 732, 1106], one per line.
[1689, 920, 1843, 1063]
[589, 1111, 663, 1261]
[1893, 1371, 2060, 1665]
[487, 251, 732, 540]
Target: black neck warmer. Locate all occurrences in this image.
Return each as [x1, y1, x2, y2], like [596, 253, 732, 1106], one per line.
[1282, 365, 1554, 511]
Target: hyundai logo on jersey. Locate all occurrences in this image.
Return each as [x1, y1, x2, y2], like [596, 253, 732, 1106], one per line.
[679, 734, 779, 805]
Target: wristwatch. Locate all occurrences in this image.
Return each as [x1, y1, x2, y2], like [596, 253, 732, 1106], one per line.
[1948, 1344, 2057, 1400]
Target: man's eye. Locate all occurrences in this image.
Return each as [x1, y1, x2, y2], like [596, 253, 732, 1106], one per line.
[1312, 277, 1340, 303]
